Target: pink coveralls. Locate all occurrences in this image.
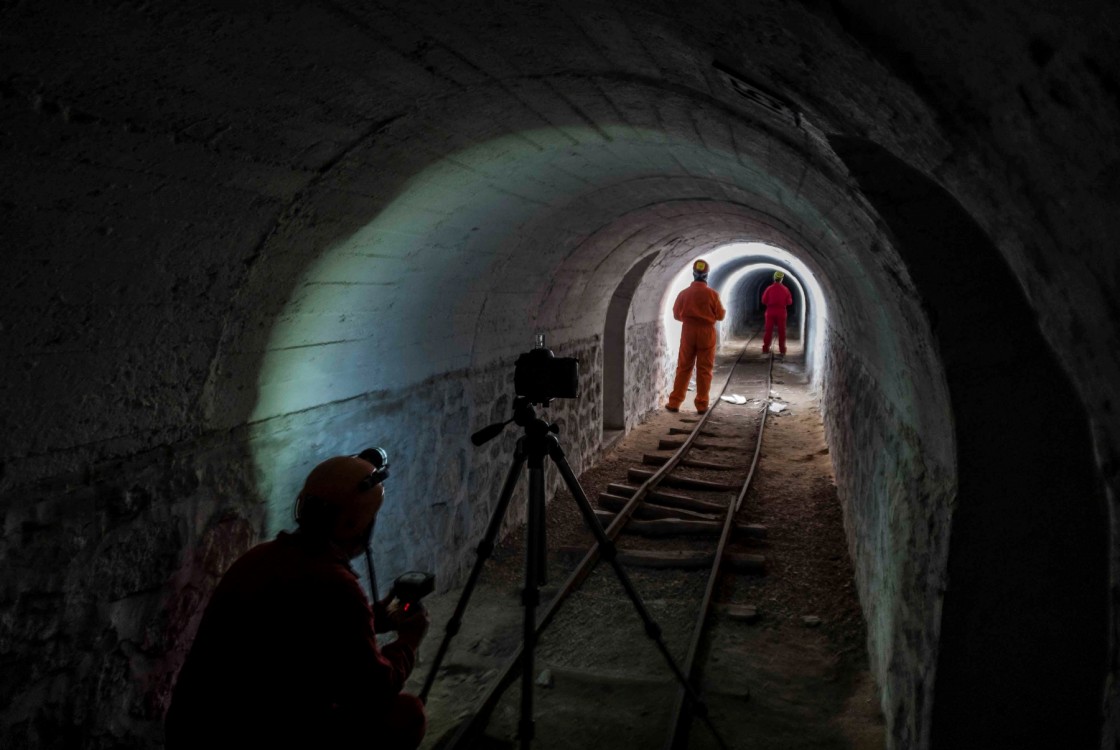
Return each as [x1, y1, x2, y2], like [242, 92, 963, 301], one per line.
[761, 282, 793, 354]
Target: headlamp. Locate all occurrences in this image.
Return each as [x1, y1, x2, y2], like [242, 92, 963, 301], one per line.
[356, 447, 390, 490]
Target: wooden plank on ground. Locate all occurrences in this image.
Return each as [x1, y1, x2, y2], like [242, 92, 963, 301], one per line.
[597, 493, 717, 521]
[642, 454, 737, 471]
[593, 510, 762, 538]
[557, 546, 714, 569]
[658, 439, 739, 451]
[724, 553, 766, 573]
[720, 604, 760, 622]
[668, 427, 716, 436]
[617, 549, 714, 569]
[593, 510, 720, 536]
[605, 483, 725, 514]
[628, 468, 737, 492]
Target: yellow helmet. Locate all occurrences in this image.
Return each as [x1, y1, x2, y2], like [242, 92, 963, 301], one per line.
[692, 259, 709, 279]
[773, 271, 785, 282]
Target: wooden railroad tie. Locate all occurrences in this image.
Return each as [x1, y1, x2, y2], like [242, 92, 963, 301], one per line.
[723, 552, 767, 573]
[597, 493, 717, 521]
[668, 427, 718, 437]
[605, 483, 725, 514]
[657, 438, 739, 452]
[627, 468, 738, 493]
[559, 549, 765, 572]
[719, 604, 760, 623]
[593, 509, 768, 539]
[642, 454, 736, 471]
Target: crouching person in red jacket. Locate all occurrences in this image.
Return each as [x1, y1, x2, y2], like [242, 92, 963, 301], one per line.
[166, 452, 429, 749]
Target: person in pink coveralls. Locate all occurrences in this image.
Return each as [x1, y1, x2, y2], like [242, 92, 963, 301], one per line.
[761, 270, 793, 355]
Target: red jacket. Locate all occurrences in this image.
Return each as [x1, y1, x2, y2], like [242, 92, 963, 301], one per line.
[761, 282, 793, 316]
[673, 281, 725, 326]
[166, 532, 416, 747]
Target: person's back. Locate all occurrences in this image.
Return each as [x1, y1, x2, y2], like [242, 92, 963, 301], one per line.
[674, 281, 724, 326]
[166, 532, 413, 747]
[667, 260, 725, 413]
[166, 454, 428, 749]
[761, 281, 792, 311]
[760, 271, 793, 355]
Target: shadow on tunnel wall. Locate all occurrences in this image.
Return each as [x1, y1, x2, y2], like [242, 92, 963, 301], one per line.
[830, 137, 1108, 748]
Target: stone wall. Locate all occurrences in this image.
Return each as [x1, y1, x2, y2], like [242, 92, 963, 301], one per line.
[0, 439, 263, 748]
[2, 1, 1117, 746]
[0, 335, 606, 748]
[819, 328, 955, 750]
[4, 301, 964, 750]
[623, 319, 667, 431]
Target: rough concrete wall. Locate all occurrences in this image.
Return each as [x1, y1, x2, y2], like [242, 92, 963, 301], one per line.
[2, 0, 1117, 746]
[0, 336, 603, 746]
[0, 441, 263, 748]
[820, 330, 955, 749]
[833, 138, 1110, 750]
[250, 335, 606, 590]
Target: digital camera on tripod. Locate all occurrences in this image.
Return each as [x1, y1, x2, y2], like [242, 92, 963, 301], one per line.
[514, 334, 579, 404]
[419, 335, 723, 750]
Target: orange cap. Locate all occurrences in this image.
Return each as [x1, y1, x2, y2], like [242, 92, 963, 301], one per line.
[295, 456, 384, 540]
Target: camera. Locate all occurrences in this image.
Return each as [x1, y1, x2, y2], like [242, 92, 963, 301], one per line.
[514, 335, 579, 404]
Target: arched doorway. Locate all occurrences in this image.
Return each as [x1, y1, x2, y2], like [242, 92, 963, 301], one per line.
[603, 253, 658, 432]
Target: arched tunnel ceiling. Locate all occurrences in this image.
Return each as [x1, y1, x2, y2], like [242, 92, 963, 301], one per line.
[2, 2, 1119, 748]
[3, 0, 1118, 484]
[198, 68, 877, 432]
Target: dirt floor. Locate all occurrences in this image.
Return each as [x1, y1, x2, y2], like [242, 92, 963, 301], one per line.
[407, 338, 886, 749]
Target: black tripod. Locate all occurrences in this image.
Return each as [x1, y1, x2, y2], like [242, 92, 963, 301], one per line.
[419, 397, 726, 749]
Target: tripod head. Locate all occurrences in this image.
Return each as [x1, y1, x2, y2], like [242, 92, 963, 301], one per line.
[471, 396, 559, 447]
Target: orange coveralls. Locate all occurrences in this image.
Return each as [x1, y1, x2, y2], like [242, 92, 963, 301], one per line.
[667, 281, 726, 412]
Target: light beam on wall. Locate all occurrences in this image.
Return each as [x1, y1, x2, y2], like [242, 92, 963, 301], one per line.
[246, 129, 835, 542]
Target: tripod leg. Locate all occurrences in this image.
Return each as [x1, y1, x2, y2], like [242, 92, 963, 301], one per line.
[546, 438, 730, 750]
[519, 459, 546, 748]
[419, 439, 528, 703]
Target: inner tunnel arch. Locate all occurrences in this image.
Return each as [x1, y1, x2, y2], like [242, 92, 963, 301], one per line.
[2, 2, 1117, 747]
[831, 135, 1108, 749]
[204, 98, 964, 750]
[604, 252, 659, 432]
[657, 244, 828, 385]
[724, 265, 807, 344]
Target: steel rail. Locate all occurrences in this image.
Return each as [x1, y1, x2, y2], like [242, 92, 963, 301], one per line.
[444, 336, 758, 749]
[664, 352, 775, 750]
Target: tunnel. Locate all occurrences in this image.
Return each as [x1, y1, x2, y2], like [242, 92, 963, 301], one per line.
[1, 1, 1118, 748]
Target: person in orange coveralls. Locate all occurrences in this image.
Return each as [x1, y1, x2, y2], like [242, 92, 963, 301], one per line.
[761, 270, 794, 356]
[166, 452, 429, 750]
[667, 259, 726, 414]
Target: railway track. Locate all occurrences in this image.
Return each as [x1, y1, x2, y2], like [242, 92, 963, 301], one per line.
[430, 337, 779, 749]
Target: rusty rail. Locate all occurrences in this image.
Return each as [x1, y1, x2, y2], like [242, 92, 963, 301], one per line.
[663, 350, 775, 749]
[443, 338, 757, 749]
